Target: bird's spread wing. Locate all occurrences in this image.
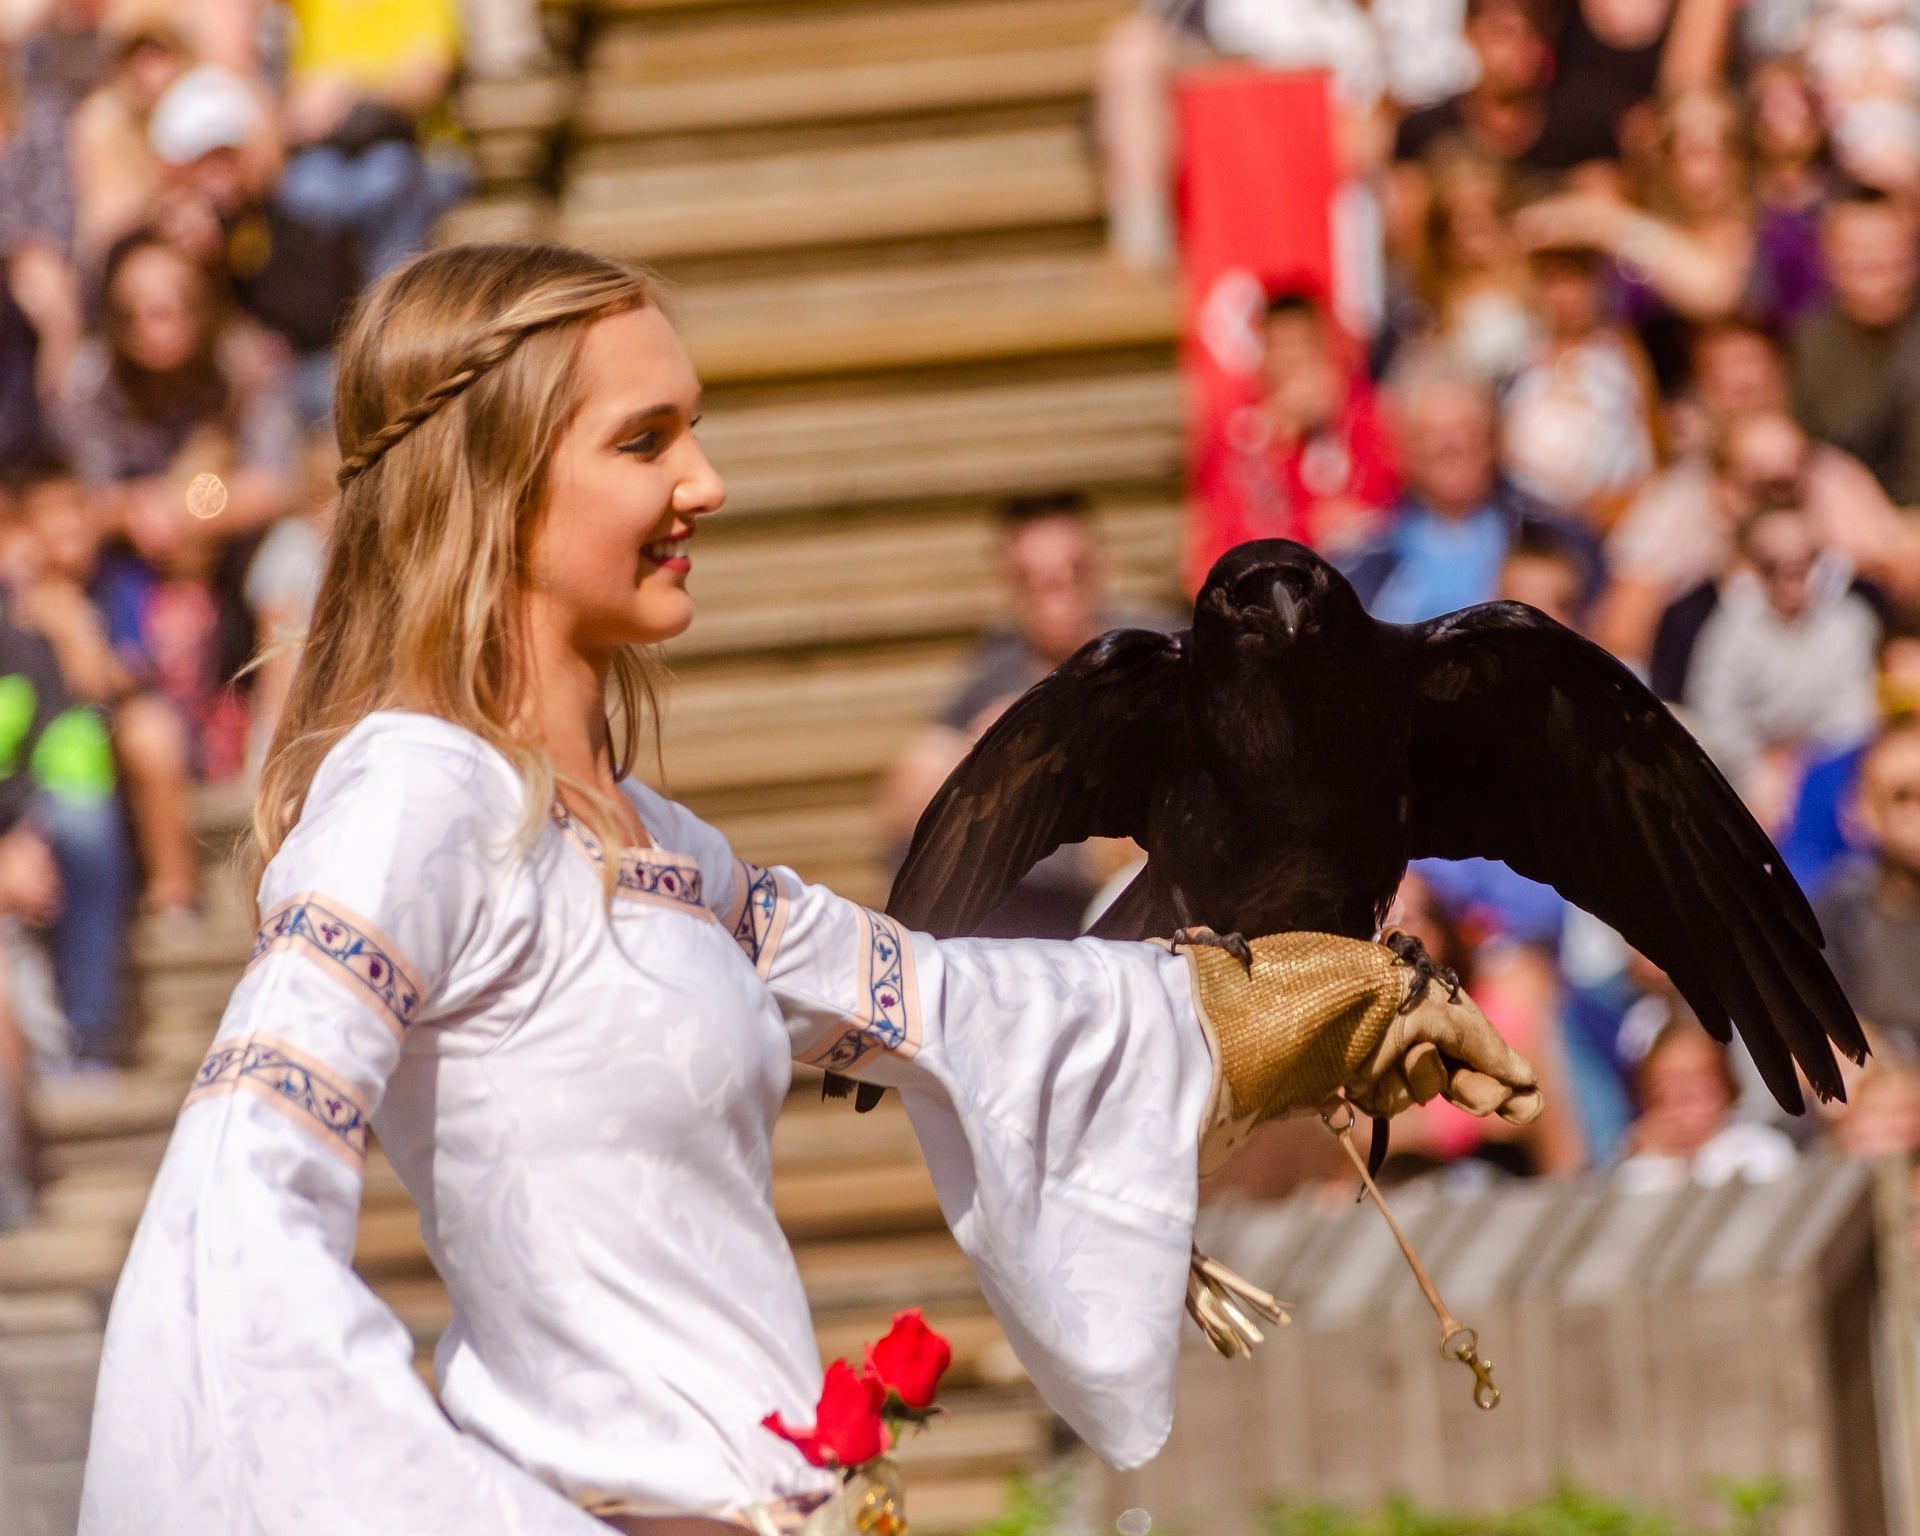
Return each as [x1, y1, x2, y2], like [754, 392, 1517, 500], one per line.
[1404, 601, 1866, 1111]
[888, 628, 1184, 937]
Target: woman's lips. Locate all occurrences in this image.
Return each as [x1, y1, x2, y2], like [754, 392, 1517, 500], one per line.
[642, 536, 691, 572]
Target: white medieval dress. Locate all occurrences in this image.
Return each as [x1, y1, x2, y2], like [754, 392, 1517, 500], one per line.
[80, 711, 1218, 1534]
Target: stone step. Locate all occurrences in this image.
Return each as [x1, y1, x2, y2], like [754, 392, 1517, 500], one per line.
[560, 123, 1099, 261]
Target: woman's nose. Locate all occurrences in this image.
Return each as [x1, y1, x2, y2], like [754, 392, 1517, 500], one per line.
[676, 440, 727, 518]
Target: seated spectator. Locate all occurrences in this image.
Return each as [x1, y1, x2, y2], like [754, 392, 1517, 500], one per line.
[11, 447, 127, 706]
[881, 493, 1172, 938]
[1663, 500, 1883, 830]
[1832, 1058, 1920, 1158]
[1392, 0, 1555, 175]
[1531, 0, 1736, 174]
[1603, 391, 1920, 666]
[1191, 291, 1400, 575]
[1341, 358, 1598, 622]
[4, 450, 132, 1066]
[0, 541, 117, 1073]
[1803, 0, 1920, 191]
[0, 34, 84, 478]
[149, 63, 356, 428]
[1790, 184, 1920, 504]
[1409, 150, 1540, 387]
[1817, 719, 1920, 1058]
[1615, 1011, 1797, 1190]
[1500, 239, 1658, 529]
[1771, 616, 1920, 896]
[67, 0, 187, 265]
[277, 0, 467, 282]
[1747, 58, 1831, 322]
[1498, 518, 1594, 628]
[99, 452, 253, 786]
[1517, 86, 1819, 394]
[58, 227, 298, 532]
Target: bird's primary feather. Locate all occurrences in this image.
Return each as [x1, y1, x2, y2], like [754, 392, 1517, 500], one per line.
[888, 627, 1183, 936]
[1402, 601, 1864, 1105]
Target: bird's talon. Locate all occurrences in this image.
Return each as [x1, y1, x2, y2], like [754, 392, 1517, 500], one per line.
[1384, 932, 1456, 1014]
[1172, 926, 1255, 973]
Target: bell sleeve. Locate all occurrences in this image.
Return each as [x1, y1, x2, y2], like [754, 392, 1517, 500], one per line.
[81, 724, 605, 1536]
[696, 824, 1212, 1472]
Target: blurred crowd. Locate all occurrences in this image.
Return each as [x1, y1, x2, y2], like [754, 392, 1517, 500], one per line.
[0, 0, 546, 1222]
[0, 0, 1911, 1231]
[892, 0, 1920, 1216]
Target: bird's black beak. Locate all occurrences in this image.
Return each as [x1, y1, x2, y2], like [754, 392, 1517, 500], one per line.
[1272, 578, 1301, 640]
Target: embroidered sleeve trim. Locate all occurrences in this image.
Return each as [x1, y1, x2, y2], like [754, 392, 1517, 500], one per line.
[724, 858, 789, 977]
[552, 805, 715, 922]
[251, 895, 423, 1039]
[796, 907, 923, 1074]
[184, 1034, 369, 1166]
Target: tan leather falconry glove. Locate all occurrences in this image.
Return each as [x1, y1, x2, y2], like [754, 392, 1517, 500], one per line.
[1179, 931, 1543, 1176]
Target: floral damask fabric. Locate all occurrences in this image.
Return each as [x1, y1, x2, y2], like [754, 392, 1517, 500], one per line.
[84, 711, 1212, 1535]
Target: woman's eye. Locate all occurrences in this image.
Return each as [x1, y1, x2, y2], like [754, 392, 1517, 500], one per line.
[618, 432, 662, 458]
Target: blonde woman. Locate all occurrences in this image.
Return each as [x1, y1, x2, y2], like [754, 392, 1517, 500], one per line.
[79, 244, 1537, 1536]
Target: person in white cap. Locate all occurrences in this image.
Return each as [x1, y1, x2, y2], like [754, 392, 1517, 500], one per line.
[147, 62, 274, 215]
[150, 63, 355, 428]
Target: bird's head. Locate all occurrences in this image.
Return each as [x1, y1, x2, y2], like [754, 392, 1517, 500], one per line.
[1195, 539, 1366, 653]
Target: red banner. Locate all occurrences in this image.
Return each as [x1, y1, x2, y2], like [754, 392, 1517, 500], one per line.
[1176, 67, 1339, 591]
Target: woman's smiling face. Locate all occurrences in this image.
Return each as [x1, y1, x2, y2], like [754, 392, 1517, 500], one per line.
[529, 304, 725, 659]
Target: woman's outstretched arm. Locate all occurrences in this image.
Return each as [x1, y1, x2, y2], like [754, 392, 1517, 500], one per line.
[718, 840, 1211, 1471]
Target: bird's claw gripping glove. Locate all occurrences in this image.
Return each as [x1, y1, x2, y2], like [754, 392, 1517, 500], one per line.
[1179, 931, 1543, 1176]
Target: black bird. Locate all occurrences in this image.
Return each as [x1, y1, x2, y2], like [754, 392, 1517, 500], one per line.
[886, 538, 1866, 1149]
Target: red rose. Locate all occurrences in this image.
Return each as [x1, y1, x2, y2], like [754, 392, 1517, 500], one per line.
[864, 1309, 952, 1411]
[761, 1359, 890, 1469]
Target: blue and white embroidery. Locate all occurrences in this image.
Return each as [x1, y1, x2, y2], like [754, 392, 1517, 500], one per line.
[799, 908, 922, 1072]
[252, 898, 421, 1035]
[863, 912, 913, 1051]
[553, 806, 711, 918]
[728, 859, 788, 975]
[186, 1035, 368, 1162]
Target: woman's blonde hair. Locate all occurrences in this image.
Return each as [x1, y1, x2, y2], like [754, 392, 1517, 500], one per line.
[251, 243, 662, 892]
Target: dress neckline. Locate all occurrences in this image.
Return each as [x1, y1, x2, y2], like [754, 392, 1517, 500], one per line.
[549, 802, 702, 872]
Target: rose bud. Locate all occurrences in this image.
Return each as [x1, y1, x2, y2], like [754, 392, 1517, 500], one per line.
[865, 1309, 953, 1411]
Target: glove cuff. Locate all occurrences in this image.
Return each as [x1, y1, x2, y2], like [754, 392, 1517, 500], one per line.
[1181, 932, 1410, 1175]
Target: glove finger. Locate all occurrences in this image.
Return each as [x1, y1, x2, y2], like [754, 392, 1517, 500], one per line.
[1498, 1087, 1544, 1125]
[1351, 1064, 1415, 1120]
[1409, 993, 1538, 1089]
[1403, 1041, 1447, 1104]
[1444, 1066, 1510, 1117]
